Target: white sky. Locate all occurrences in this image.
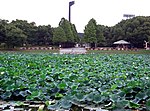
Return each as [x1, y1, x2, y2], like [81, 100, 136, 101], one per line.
[0, 0, 150, 32]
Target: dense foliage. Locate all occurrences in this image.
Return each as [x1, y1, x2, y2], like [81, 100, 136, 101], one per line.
[110, 16, 150, 48]
[84, 18, 97, 47]
[84, 16, 150, 48]
[0, 16, 150, 48]
[0, 18, 79, 48]
[56, 18, 79, 47]
[84, 18, 106, 47]
[0, 53, 150, 110]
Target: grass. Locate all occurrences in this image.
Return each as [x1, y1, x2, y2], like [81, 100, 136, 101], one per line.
[0, 48, 150, 54]
[0, 49, 59, 54]
[87, 49, 150, 54]
[18, 49, 59, 53]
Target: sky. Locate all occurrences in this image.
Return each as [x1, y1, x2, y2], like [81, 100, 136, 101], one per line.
[0, 0, 150, 32]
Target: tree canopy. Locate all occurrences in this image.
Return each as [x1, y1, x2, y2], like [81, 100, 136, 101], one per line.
[58, 18, 79, 47]
[83, 16, 150, 48]
[84, 18, 107, 47]
[0, 16, 150, 48]
[52, 26, 66, 45]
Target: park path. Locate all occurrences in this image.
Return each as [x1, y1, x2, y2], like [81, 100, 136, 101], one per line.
[59, 48, 87, 54]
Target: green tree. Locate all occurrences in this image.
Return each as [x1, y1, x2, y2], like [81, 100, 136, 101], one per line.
[5, 23, 27, 48]
[103, 26, 112, 46]
[71, 24, 79, 43]
[103, 16, 150, 48]
[0, 19, 8, 46]
[36, 25, 53, 46]
[52, 27, 67, 46]
[84, 18, 97, 48]
[11, 19, 37, 46]
[96, 25, 106, 46]
[59, 18, 75, 47]
[116, 16, 150, 48]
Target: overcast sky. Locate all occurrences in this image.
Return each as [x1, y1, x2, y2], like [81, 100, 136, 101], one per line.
[0, 0, 150, 32]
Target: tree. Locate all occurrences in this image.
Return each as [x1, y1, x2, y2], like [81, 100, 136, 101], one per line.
[71, 24, 80, 43]
[58, 18, 79, 47]
[11, 19, 37, 46]
[59, 18, 79, 47]
[122, 16, 150, 48]
[103, 26, 112, 46]
[84, 18, 97, 48]
[96, 25, 106, 46]
[35, 25, 53, 46]
[0, 19, 8, 46]
[105, 16, 150, 48]
[52, 27, 67, 46]
[59, 18, 74, 47]
[5, 24, 27, 48]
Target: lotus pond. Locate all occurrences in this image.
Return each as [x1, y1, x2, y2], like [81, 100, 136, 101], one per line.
[0, 52, 150, 111]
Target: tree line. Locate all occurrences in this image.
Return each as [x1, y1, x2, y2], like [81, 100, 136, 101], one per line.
[0, 16, 150, 48]
[84, 16, 150, 48]
[0, 18, 79, 48]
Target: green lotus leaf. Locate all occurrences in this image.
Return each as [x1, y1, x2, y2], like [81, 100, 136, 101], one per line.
[32, 91, 40, 97]
[6, 83, 15, 91]
[71, 90, 77, 95]
[93, 94, 102, 104]
[146, 82, 150, 88]
[27, 90, 41, 100]
[40, 74, 46, 80]
[136, 92, 147, 100]
[129, 101, 140, 109]
[111, 84, 118, 90]
[110, 94, 120, 102]
[19, 91, 28, 97]
[34, 69, 40, 74]
[115, 100, 129, 109]
[146, 89, 150, 96]
[1, 91, 12, 99]
[0, 67, 6, 72]
[69, 75, 78, 81]
[47, 102, 60, 110]
[117, 91, 125, 97]
[99, 85, 108, 92]
[123, 87, 133, 94]
[46, 76, 54, 82]
[58, 82, 67, 89]
[71, 85, 78, 90]
[86, 93, 94, 101]
[75, 93, 85, 101]
[26, 95, 32, 100]
[60, 99, 72, 109]
[64, 95, 74, 102]
[55, 93, 64, 98]
[58, 74, 65, 79]
[146, 99, 150, 110]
